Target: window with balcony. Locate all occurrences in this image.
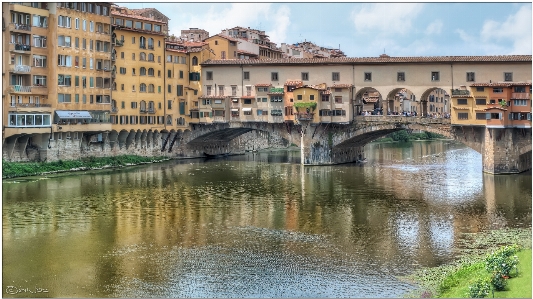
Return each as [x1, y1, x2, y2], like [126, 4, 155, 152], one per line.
[514, 86, 526, 93]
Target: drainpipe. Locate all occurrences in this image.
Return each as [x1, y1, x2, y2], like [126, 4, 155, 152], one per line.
[163, 37, 167, 130]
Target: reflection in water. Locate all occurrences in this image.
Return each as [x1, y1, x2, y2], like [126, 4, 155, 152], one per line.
[3, 141, 531, 297]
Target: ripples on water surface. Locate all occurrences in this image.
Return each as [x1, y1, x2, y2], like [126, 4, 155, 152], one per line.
[3, 140, 531, 297]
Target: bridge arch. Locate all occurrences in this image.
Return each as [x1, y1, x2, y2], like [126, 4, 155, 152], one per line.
[355, 87, 385, 115]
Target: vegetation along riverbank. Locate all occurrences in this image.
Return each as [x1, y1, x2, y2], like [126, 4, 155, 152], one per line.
[2, 155, 170, 179]
[375, 130, 447, 143]
[402, 227, 532, 298]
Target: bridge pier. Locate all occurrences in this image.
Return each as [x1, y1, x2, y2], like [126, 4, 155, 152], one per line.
[482, 128, 532, 174]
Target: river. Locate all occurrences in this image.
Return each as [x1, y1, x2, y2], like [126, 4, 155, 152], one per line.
[2, 140, 531, 297]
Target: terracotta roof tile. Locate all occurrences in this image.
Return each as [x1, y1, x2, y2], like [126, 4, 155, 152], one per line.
[285, 80, 303, 86]
[204, 34, 239, 43]
[482, 107, 508, 111]
[254, 83, 272, 87]
[470, 82, 532, 87]
[332, 83, 354, 88]
[199, 95, 226, 99]
[111, 11, 166, 24]
[322, 90, 331, 95]
[364, 98, 379, 103]
[201, 55, 531, 66]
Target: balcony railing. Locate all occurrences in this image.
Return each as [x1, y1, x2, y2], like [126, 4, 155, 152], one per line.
[114, 40, 124, 47]
[111, 107, 119, 113]
[14, 103, 52, 108]
[148, 108, 155, 114]
[11, 85, 32, 92]
[11, 64, 31, 73]
[452, 89, 470, 96]
[11, 23, 31, 31]
[13, 43, 31, 51]
[139, 108, 147, 113]
[511, 92, 530, 100]
[295, 112, 314, 120]
[148, 45, 154, 50]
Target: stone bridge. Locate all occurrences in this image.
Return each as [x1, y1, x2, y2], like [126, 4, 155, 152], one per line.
[182, 116, 531, 174]
[3, 116, 530, 174]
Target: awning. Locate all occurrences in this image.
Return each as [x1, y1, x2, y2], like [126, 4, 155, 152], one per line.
[242, 108, 252, 112]
[55, 111, 92, 119]
[231, 109, 239, 112]
[232, 99, 239, 102]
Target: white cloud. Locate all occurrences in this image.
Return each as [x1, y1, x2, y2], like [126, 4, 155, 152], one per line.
[351, 3, 425, 35]
[266, 5, 291, 44]
[454, 5, 531, 55]
[425, 20, 443, 35]
[480, 5, 532, 54]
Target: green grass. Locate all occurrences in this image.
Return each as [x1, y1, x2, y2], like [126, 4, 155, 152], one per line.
[2, 155, 169, 179]
[438, 249, 531, 298]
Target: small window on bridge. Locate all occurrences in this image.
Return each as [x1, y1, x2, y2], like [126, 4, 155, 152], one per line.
[397, 72, 405, 81]
[504, 72, 513, 82]
[466, 72, 475, 82]
[431, 72, 440, 81]
[364, 72, 372, 81]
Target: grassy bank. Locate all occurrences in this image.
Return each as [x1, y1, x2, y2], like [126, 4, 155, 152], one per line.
[403, 228, 532, 298]
[2, 155, 170, 179]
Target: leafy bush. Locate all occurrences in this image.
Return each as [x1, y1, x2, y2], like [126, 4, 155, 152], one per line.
[468, 278, 491, 298]
[293, 102, 317, 111]
[485, 244, 520, 276]
[490, 271, 508, 291]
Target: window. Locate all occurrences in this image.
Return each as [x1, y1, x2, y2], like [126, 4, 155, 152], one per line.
[177, 85, 184, 96]
[206, 86, 212, 96]
[82, 76, 86, 88]
[144, 23, 152, 31]
[514, 86, 526, 93]
[493, 87, 503, 93]
[297, 95, 302, 100]
[120, 67, 126, 74]
[140, 52, 146, 61]
[33, 55, 47, 67]
[364, 72, 372, 81]
[514, 99, 527, 106]
[75, 18, 79, 29]
[140, 83, 146, 92]
[154, 25, 161, 32]
[57, 74, 72, 86]
[148, 68, 154, 76]
[206, 71, 213, 80]
[431, 71, 440, 81]
[476, 98, 486, 105]
[457, 113, 469, 120]
[218, 85, 224, 96]
[121, 84, 124, 91]
[167, 70, 172, 78]
[58, 15, 71, 28]
[476, 87, 484, 92]
[397, 72, 405, 81]
[148, 53, 154, 61]
[33, 35, 47, 48]
[33, 15, 47, 28]
[466, 72, 475, 82]
[82, 19, 86, 31]
[33, 75, 46, 86]
[321, 94, 329, 102]
[139, 36, 146, 49]
[476, 113, 488, 120]
[57, 93, 72, 103]
[457, 98, 468, 105]
[244, 71, 250, 80]
[504, 72, 513, 82]
[89, 21, 94, 32]
[57, 55, 72, 67]
[271, 72, 278, 81]
[192, 56, 198, 65]
[244, 99, 252, 105]
[335, 96, 342, 103]
[135, 21, 142, 29]
[57, 35, 71, 47]
[332, 72, 340, 81]
[179, 70, 183, 79]
[132, 36, 135, 44]
[168, 100, 172, 109]
[168, 84, 172, 93]
[132, 68, 136, 75]
[232, 86, 237, 96]
[301, 72, 309, 81]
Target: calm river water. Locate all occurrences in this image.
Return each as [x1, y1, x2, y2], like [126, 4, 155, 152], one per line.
[3, 140, 532, 298]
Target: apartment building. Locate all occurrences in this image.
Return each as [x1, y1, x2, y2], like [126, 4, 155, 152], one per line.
[180, 28, 209, 42]
[165, 40, 213, 127]
[280, 41, 347, 59]
[451, 83, 532, 128]
[110, 5, 167, 132]
[4, 2, 113, 146]
[427, 88, 450, 114]
[220, 26, 283, 59]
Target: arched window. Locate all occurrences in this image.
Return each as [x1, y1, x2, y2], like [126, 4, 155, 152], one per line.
[148, 84, 154, 93]
[148, 53, 154, 61]
[140, 83, 146, 92]
[140, 52, 146, 61]
[148, 68, 154, 76]
[140, 67, 146, 76]
[140, 36, 146, 49]
[192, 56, 198, 65]
[148, 38, 154, 49]
[166, 115, 172, 125]
[140, 100, 146, 111]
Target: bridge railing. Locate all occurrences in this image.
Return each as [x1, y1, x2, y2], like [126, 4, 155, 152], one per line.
[354, 115, 451, 125]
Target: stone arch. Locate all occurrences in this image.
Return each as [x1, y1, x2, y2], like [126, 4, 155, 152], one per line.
[354, 87, 384, 116]
[420, 87, 451, 117]
[146, 130, 153, 148]
[118, 129, 130, 149]
[384, 87, 418, 115]
[108, 130, 119, 149]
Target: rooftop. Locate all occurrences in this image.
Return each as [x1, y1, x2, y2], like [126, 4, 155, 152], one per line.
[201, 55, 532, 66]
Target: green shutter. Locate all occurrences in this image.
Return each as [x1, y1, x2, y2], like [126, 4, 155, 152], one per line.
[179, 102, 185, 115]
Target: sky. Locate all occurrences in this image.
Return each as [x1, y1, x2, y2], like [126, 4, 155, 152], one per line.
[121, 1, 532, 58]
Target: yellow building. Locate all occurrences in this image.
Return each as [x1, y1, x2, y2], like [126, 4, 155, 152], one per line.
[165, 40, 213, 127]
[203, 34, 238, 60]
[3, 2, 113, 156]
[110, 5, 168, 132]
